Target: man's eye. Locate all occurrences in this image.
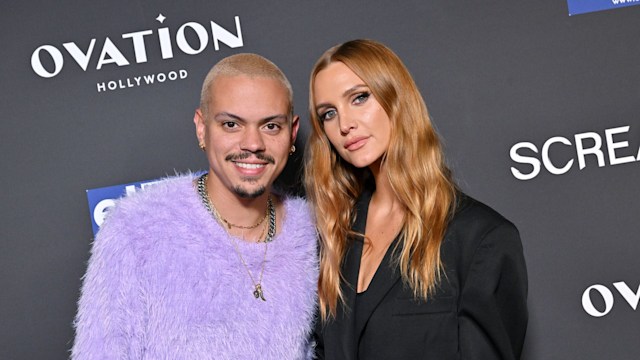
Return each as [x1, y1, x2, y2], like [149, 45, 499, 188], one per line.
[265, 123, 281, 131]
[222, 121, 238, 129]
[353, 92, 370, 105]
[319, 109, 336, 121]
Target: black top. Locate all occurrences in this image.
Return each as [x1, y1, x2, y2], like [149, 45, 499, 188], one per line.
[354, 291, 368, 337]
[314, 189, 528, 360]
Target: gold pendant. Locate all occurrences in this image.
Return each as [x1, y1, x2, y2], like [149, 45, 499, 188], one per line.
[253, 284, 266, 301]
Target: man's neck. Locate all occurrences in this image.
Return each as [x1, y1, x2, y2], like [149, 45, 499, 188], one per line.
[204, 174, 272, 231]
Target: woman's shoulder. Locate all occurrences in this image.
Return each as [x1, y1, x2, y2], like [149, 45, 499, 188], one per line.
[443, 193, 525, 283]
[444, 192, 521, 258]
[449, 193, 517, 233]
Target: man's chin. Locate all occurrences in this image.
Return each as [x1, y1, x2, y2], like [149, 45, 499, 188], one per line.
[233, 185, 266, 199]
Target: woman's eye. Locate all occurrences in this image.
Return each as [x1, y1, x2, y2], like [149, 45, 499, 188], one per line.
[353, 92, 370, 105]
[319, 109, 337, 121]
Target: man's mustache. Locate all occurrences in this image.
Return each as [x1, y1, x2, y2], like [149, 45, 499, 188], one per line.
[225, 152, 275, 164]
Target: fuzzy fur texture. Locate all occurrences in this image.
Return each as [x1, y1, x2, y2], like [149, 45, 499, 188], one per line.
[72, 175, 318, 359]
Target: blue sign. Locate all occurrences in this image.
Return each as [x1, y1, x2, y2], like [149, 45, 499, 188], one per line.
[567, 0, 640, 15]
[86, 179, 162, 235]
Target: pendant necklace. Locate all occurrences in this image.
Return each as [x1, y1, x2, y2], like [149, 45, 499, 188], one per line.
[197, 173, 275, 301]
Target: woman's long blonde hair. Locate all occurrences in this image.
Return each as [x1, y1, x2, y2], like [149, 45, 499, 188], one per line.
[304, 39, 457, 320]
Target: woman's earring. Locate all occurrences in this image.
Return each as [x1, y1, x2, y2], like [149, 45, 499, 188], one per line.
[289, 145, 296, 155]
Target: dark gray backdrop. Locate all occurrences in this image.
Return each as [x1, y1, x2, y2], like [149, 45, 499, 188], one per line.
[2, 1, 639, 359]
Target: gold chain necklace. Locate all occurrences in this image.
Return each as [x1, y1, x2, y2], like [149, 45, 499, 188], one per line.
[197, 174, 276, 242]
[197, 173, 275, 301]
[199, 175, 268, 230]
[218, 205, 268, 230]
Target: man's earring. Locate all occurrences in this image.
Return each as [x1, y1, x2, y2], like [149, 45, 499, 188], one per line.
[289, 145, 296, 155]
[199, 143, 206, 151]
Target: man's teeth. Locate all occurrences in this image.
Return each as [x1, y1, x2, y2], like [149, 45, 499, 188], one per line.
[236, 162, 265, 169]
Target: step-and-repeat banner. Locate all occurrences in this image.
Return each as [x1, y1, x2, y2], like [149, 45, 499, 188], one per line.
[2, 1, 639, 359]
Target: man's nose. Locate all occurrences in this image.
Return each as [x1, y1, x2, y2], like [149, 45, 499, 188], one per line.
[240, 126, 266, 152]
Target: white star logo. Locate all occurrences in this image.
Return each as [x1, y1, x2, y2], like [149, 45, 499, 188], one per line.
[156, 14, 166, 24]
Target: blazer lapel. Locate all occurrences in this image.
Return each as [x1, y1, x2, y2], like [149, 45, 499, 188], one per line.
[349, 189, 403, 350]
[353, 235, 402, 339]
[332, 189, 370, 360]
[333, 236, 362, 360]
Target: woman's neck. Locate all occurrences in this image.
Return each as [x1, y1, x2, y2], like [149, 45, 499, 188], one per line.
[368, 159, 404, 215]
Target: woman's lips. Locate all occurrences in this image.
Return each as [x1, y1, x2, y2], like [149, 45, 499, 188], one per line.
[344, 136, 369, 151]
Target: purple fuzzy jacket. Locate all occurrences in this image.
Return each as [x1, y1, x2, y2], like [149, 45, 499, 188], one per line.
[72, 175, 318, 359]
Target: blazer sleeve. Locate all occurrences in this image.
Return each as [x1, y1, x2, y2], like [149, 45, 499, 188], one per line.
[458, 222, 528, 360]
[71, 209, 146, 359]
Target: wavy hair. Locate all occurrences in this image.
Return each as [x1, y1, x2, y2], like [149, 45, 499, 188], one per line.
[304, 39, 457, 320]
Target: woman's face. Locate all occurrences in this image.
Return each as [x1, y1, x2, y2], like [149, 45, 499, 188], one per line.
[313, 61, 391, 169]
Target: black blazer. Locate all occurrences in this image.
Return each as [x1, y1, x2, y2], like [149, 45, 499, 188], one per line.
[314, 191, 528, 360]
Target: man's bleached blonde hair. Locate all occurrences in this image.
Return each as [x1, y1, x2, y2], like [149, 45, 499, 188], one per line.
[199, 53, 293, 118]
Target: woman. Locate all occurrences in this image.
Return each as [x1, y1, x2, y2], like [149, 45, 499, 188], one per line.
[305, 39, 528, 359]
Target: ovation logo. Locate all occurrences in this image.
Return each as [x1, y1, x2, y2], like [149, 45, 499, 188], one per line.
[582, 282, 640, 317]
[30, 14, 244, 93]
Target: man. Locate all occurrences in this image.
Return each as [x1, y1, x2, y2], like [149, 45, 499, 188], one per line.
[71, 54, 318, 359]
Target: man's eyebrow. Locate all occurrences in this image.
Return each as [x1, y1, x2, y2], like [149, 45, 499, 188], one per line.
[214, 112, 244, 121]
[263, 114, 289, 122]
[315, 84, 368, 111]
[213, 112, 288, 123]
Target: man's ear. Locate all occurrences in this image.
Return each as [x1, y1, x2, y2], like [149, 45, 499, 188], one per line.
[194, 108, 206, 145]
[290, 115, 300, 144]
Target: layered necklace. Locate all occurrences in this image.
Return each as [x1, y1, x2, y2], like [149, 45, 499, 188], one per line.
[197, 173, 276, 301]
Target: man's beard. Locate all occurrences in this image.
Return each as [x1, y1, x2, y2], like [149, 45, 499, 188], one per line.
[233, 184, 266, 198]
[225, 152, 274, 198]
